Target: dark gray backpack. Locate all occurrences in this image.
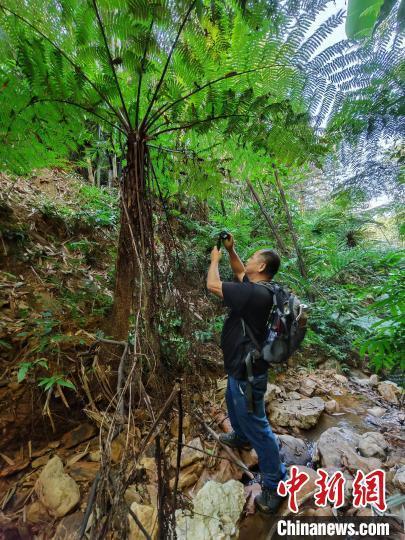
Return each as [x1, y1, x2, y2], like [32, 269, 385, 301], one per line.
[242, 282, 308, 365]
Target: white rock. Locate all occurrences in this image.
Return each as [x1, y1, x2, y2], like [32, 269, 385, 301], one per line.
[369, 374, 379, 386]
[358, 432, 388, 459]
[35, 456, 80, 517]
[269, 397, 325, 429]
[176, 480, 245, 539]
[393, 466, 405, 493]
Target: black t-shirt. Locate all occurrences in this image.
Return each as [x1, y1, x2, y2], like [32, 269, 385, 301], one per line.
[221, 275, 273, 379]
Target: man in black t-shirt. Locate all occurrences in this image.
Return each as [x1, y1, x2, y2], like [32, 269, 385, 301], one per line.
[207, 234, 287, 514]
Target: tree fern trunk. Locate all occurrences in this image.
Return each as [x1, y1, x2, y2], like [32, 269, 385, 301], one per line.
[272, 165, 308, 279]
[111, 134, 159, 358]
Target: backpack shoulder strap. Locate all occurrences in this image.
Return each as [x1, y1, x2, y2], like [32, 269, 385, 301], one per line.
[241, 317, 261, 351]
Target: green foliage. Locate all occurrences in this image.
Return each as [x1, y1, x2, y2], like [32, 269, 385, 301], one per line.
[17, 357, 48, 382]
[38, 374, 76, 391]
[357, 255, 404, 372]
[346, 0, 385, 39]
[157, 308, 190, 369]
[346, 0, 403, 39]
[194, 314, 225, 343]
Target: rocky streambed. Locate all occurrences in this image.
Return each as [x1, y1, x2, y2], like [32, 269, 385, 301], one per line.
[0, 367, 403, 539]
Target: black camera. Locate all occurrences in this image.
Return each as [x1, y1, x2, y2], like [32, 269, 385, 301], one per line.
[216, 230, 230, 249]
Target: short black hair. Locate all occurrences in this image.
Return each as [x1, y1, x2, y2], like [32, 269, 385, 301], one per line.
[259, 249, 281, 278]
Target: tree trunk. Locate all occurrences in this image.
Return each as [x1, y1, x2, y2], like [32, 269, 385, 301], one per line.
[246, 178, 288, 255]
[96, 159, 101, 187]
[110, 134, 159, 353]
[112, 153, 118, 187]
[86, 157, 95, 185]
[272, 165, 308, 279]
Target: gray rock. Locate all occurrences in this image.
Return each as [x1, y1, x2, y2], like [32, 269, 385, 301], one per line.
[325, 399, 338, 413]
[269, 397, 325, 429]
[54, 511, 83, 540]
[286, 391, 302, 400]
[393, 466, 405, 493]
[265, 383, 283, 404]
[316, 427, 382, 473]
[353, 378, 371, 386]
[334, 374, 348, 384]
[300, 378, 317, 397]
[35, 456, 80, 518]
[358, 432, 388, 459]
[367, 407, 386, 418]
[278, 435, 310, 466]
[369, 374, 379, 386]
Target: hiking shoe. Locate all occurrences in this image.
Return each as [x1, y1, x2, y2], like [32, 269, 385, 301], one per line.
[254, 486, 287, 514]
[218, 431, 252, 450]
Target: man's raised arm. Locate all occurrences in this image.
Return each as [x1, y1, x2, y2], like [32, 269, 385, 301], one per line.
[224, 234, 245, 282]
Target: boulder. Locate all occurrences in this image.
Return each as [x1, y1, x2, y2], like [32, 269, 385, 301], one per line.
[377, 381, 400, 404]
[89, 450, 101, 462]
[353, 378, 371, 387]
[369, 374, 379, 386]
[324, 399, 338, 414]
[278, 435, 310, 466]
[176, 480, 245, 539]
[278, 466, 318, 515]
[299, 378, 317, 397]
[171, 437, 203, 469]
[111, 432, 132, 463]
[240, 448, 258, 469]
[316, 428, 382, 473]
[170, 414, 191, 439]
[128, 502, 158, 540]
[125, 485, 143, 506]
[269, 397, 325, 429]
[358, 432, 388, 459]
[67, 461, 99, 482]
[367, 407, 386, 418]
[393, 466, 405, 492]
[265, 383, 283, 404]
[334, 374, 348, 384]
[61, 424, 96, 449]
[26, 501, 50, 524]
[35, 456, 80, 517]
[54, 511, 83, 540]
[286, 391, 302, 400]
[170, 461, 203, 490]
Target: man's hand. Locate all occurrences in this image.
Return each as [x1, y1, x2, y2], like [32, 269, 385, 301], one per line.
[207, 247, 223, 298]
[223, 233, 234, 252]
[210, 246, 222, 262]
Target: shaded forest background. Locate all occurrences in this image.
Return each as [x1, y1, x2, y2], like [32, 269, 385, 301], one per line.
[0, 0, 403, 538]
